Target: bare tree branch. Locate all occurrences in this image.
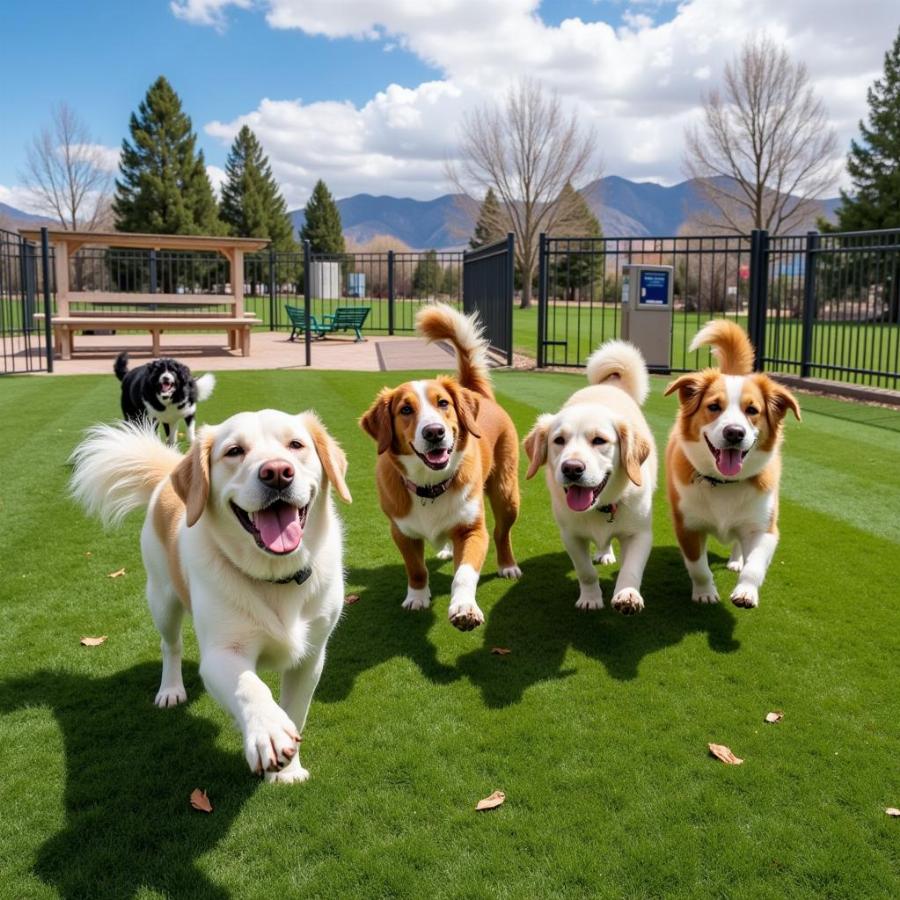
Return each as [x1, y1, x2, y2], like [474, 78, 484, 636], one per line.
[684, 36, 840, 235]
[21, 103, 112, 231]
[447, 78, 600, 307]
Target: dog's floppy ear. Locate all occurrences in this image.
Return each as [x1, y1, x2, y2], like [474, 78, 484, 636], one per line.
[616, 422, 651, 487]
[359, 390, 395, 455]
[440, 377, 480, 440]
[523, 414, 553, 480]
[759, 377, 801, 423]
[305, 414, 352, 504]
[171, 428, 214, 527]
[664, 373, 708, 415]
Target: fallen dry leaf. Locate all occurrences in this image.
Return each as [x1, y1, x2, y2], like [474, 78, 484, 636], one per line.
[764, 711, 784, 724]
[886, 807, 900, 818]
[107, 568, 126, 579]
[490, 647, 512, 656]
[344, 593, 360, 605]
[476, 790, 506, 811]
[708, 743, 743, 765]
[84, 551, 93, 558]
[190, 789, 213, 813]
[80, 636, 107, 647]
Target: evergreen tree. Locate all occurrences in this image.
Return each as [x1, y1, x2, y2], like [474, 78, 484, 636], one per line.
[300, 180, 345, 253]
[412, 249, 443, 296]
[220, 125, 296, 252]
[114, 76, 223, 235]
[469, 188, 506, 249]
[834, 28, 900, 231]
[441, 264, 460, 298]
[551, 183, 603, 300]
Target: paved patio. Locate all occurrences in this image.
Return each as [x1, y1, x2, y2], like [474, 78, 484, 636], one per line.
[30, 331, 462, 375]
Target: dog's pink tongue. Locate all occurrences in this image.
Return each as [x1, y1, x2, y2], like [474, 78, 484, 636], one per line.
[717, 448, 744, 477]
[252, 503, 302, 553]
[566, 486, 595, 512]
[426, 448, 450, 466]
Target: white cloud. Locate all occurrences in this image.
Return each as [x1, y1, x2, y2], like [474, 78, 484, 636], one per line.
[170, 0, 252, 30]
[0, 184, 47, 215]
[206, 164, 227, 197]
[70, 143, 121, 173]
[190, 0, 892, 202]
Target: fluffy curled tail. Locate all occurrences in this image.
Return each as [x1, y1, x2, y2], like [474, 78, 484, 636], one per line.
[586, 339, 649, 406]
[689, 320, 755, 375]
[195, 372, 215, 402]
[415, 303, 494, 399]
[69, 422, 183, 527]
[114, 351, 129, 382]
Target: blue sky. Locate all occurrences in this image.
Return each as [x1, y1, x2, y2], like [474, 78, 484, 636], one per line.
[0, 1, 894, 214]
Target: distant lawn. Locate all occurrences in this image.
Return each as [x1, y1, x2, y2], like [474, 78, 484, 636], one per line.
[2, 369, 897, 898]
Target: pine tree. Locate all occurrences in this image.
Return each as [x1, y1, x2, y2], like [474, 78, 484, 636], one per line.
[412, 249, 442, 296]
[834, 28, 900, 231]
[300, 180, 345, 253]
[469, 188, 506, 249]
[114, 76, 223, 235]
[220, 126, 296, 252]
[551, 183, 603, 300]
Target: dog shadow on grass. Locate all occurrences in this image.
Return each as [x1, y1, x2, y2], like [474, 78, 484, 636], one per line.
[0, 662, 252, 900]
[458, 546, 741, 708]
[320, 547, 739, 710]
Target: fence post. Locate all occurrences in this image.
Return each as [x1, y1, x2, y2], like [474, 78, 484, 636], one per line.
[387, 249, 395, 335]
[536, 232, 547, 368]
[22, 240, 36, 333]
[268, 249, 276, 330]
[40, 227, 54, 374]
[303, 240, 312, 367]
[149, 249, 158, 294]
[505, 232, 515, 366]
[800, 231, 819, 378]
[748, 229, 769, 371]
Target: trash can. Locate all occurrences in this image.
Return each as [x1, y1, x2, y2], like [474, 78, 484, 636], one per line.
[621, 264, 673, 371]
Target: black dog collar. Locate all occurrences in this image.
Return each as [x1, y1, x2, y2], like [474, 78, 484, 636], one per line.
[597, 503, 618, 522]
[404, 474, 455, 500]
[692, 470, 740, 486]
[268, 566, 313, 586]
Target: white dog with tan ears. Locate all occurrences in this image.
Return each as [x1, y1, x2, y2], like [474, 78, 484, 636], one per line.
[524, 340, 657, 615]
[70, 409, 352, 783]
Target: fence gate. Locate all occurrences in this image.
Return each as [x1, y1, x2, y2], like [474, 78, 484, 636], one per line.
[0, 228, 53, 375]
[462, 233, 514, 366]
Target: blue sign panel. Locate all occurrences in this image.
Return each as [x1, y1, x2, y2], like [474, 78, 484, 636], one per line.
[347, 273, 366, 297]
[639, 269, 670, 306]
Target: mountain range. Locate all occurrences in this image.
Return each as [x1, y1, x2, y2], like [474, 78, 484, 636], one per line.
[2, 177, 841, 248]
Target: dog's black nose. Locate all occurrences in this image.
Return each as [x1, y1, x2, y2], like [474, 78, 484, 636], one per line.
[723, 425, 746, 445]
[561, 459, 585, 480]
[422, 423, 446, 444]
[258, 460, 294, 490]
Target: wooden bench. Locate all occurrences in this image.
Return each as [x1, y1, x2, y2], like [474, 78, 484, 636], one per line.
[285, 304, 370, 342]
[35, 313, 260, 359]
[19, 230, 270, 360]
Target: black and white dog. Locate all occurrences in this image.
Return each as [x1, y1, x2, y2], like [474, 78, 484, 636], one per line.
[114, 352, 215, 445]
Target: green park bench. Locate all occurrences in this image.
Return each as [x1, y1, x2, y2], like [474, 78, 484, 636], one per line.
[285, 305, 371, 342]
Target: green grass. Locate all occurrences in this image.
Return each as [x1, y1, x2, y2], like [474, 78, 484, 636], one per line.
[1, 370, 898, 899]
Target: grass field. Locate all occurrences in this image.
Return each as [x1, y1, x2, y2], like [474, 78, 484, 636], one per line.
[1, 369, 899, 899]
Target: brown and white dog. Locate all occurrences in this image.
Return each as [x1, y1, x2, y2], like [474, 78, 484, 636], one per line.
[70, 409, 351, 783]
[665, 320, 800, 609]
[359, 304, 521, 631]
[524, 340, 656, 614]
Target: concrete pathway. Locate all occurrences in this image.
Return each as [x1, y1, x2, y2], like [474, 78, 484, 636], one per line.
[30, 331, 462, 375]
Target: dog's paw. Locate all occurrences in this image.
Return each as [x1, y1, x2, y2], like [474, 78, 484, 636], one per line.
[154, 685, 187, 708]
[575, 584, 604, 610]
[692, 585, 720, 605]
[436, 543, 453, 561]
[726, 557, 744, 573]
[448, 600, 485, 631]
[402, 586, 431, 610]
[611, 588, 644, 616]
[498, 564, 522, 579]
[731, 584, 759, 609]
[265, 756, 310, 785]
[243, 705, 301, 776]
[593, 546, 617, 565]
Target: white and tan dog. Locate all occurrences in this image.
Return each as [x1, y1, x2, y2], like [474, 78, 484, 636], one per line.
[70, 409, 351, 783]
[524, 341, 656, 614]
[665, 320, 800, 609]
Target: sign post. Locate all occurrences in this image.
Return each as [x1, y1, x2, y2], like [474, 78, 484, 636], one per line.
[621, 264, 673, 371]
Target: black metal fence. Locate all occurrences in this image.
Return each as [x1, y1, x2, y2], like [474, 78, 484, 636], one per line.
[537, 228, 900, 389]
[463, 234, 514, 366]
[0, 228, 53, 374]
